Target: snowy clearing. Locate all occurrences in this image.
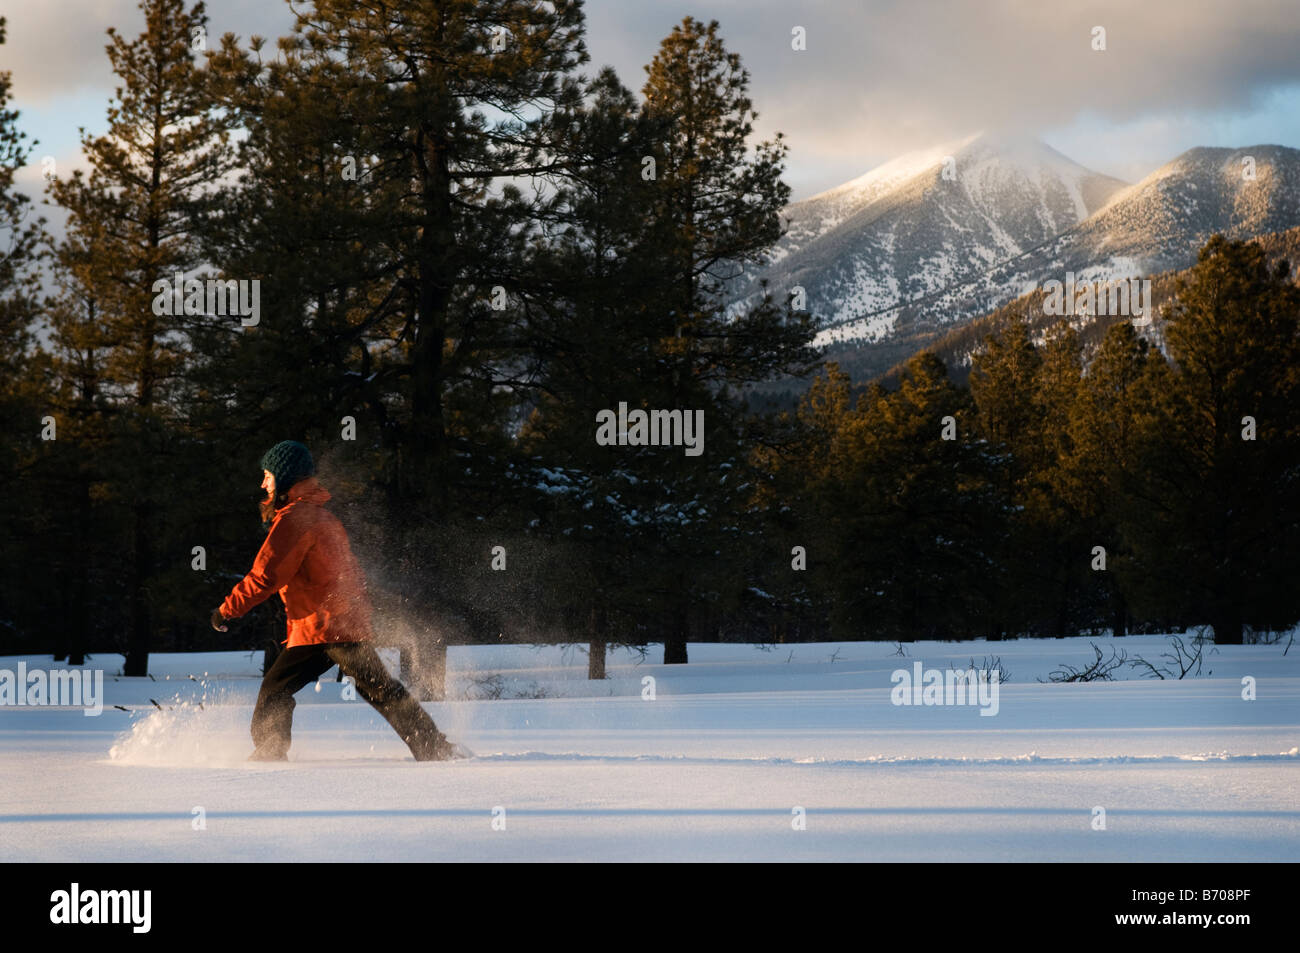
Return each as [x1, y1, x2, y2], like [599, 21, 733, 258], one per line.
[2, 634, 1297, 862]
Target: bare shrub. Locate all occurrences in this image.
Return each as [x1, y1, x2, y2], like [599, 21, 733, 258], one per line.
[1043, 642, 1128, 683]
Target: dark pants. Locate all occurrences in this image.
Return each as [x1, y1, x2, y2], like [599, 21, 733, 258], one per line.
[251, 642, 444, 760]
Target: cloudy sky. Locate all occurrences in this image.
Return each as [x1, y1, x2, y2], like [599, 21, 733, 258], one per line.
[7, 0, 1300, 203]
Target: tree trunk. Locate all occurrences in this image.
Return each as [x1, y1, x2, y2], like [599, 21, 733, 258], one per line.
[53, 567, 69, 661]
[406, 126, 455, 519]
[123, 502, 152, 676]
[1111, 590, 1127, 638]
[1212, 616, 1243, 645]
[588, 607, 607, 680]
[664, 606, 688, 664]
[588, 640, 606, 680]
[69, 473, 90, 666]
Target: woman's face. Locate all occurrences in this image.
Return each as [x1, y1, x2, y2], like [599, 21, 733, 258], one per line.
[261, 469, 276, 501]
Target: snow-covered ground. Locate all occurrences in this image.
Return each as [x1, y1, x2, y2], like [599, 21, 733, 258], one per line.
[3, 634, 1297, 861]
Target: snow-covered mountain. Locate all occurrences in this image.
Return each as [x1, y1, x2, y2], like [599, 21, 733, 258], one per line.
[731, 131, 1128, 343]
[984, 144, 1300, 288]
[735, 135, 1300, 376]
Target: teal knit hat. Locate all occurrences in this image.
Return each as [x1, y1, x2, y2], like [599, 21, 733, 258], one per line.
[260, 440, 315, 492]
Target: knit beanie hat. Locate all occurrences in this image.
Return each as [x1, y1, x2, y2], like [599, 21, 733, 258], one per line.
[260, 440, 315, 493]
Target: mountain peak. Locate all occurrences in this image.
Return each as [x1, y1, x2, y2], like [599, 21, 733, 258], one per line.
[733, 135, 1132, 342]
[735, 136, 1300, 381]
[953, 131, 1103, 179]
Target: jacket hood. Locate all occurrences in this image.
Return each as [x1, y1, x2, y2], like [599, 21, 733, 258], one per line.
[281, 476, 331, 507]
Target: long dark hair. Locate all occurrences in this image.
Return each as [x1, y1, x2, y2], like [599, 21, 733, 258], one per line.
[260, 485, 293, 528]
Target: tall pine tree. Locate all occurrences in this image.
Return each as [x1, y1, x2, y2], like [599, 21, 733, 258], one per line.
[1143, 236, 1300, 643]
[47, 0, 229, 674]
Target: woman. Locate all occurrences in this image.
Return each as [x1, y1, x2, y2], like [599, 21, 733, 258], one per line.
[211, 440, 463, 761]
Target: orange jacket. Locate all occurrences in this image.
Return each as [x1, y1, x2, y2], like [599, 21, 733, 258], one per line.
[220, 478, 374, 647]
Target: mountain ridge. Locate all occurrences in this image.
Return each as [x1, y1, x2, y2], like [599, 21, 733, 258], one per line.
[737, 137, 1300, 385]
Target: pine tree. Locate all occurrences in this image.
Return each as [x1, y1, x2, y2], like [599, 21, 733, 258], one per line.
[1144, 235, 1300, 643]
[748, 363, 854, 642]
[47, 0, 230, 675]
[0, 16, 51, 655]
[969, 315, 1045, 634]
[856, 353, 999, 640]
[261, 0, 589, 510]
[200, 28, 386, 443]
[1063, 321, 1163, 635]
[628, 16, 813, 663]
[514, 67, 669, 669]
[1030, 322, 1092, 635]
[970, 316, 1043, 460]
[517, 21, 813, 664]
[763, 354, 1000, 642]
[40, 223, 116, 664]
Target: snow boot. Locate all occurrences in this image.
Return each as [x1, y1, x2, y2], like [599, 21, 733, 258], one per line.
[247, 748, 288, 762]
[414, 730, 473, 761]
